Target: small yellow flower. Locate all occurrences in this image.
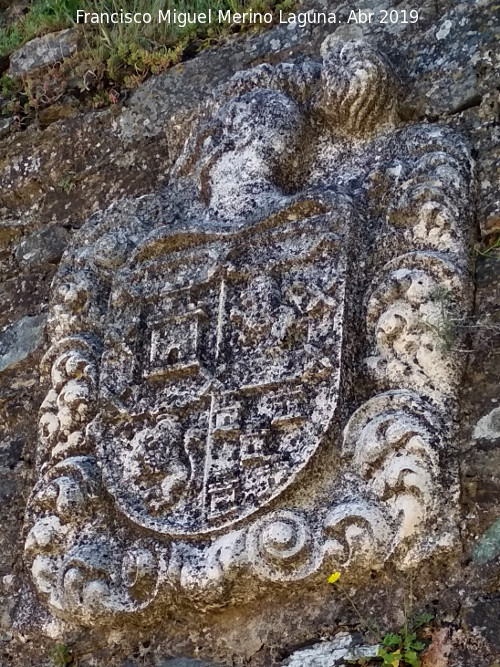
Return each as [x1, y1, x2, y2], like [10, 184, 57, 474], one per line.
[327, 571, 341, 584]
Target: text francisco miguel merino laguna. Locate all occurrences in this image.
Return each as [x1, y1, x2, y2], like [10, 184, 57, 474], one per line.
[76, 8, 339, 27]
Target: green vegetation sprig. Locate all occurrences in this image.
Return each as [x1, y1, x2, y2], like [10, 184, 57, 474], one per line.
[328, 572, 434, 667]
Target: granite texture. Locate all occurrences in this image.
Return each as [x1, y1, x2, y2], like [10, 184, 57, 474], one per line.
[8, 28, 80, 77]
[0, 1, 499, 666]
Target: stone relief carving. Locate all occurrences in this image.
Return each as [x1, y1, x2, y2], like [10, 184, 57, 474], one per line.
[24, 38, 474, 626]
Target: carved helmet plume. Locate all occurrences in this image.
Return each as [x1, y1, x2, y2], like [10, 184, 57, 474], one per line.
[319, 40, 400, 135]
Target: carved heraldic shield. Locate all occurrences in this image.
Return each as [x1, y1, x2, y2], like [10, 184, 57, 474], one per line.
[24, 39, 474, 625]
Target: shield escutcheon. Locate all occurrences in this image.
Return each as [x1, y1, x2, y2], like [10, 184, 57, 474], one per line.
[93, 203, 350, 536]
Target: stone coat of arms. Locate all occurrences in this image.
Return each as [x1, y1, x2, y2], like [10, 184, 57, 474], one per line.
[24, 39, 474, 626]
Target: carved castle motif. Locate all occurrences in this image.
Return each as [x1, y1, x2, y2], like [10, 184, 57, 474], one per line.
[24, 39, 474, 625]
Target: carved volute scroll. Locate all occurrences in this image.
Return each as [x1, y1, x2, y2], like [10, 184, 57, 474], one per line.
[24, 38, 474, 626]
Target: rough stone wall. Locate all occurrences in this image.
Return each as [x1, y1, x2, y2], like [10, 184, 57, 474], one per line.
[0, 1, 499, 665]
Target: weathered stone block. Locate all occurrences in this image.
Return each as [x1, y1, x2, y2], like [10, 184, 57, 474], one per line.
[8, 29, 80, 77]
[15, 225, 69, 268]
[0, 314, 46, 373]
[22, 38, 475, 631]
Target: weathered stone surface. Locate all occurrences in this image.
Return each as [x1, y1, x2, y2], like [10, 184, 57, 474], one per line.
[473, 408, 500, 442]
[0, 314, 46, 372]
[0, 116, 13, 139]
[473, 518, 500, 564]
[159, 660, 221, 667]
[15, 225, 69, 267]
[8, 29, 80, 77]
[0, 2, 499, 666]
[284, 633, 378, 666]
[20, 36, 475, 632]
